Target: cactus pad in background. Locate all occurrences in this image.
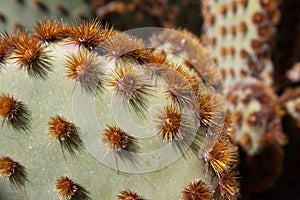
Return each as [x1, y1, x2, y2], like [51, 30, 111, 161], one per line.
[0, 0, 93, 32]
[226, 77, 286, 155]
[0, 20, 239, 199]
[201, 0, 281, 87]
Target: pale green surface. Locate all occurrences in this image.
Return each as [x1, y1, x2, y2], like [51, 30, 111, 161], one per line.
[0, 42, 206, 199]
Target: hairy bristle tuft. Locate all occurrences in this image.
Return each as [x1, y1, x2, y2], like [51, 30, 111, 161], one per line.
[107, 66, 152, 116]
[102, 125, 131, 151]
[143, 50, 170, 81]
[34, 19, 67, 43]
[154, 104, 183, 142]
[0, 93, 31, 132]
[56, 176, 90, 200]
[172, 64, 199, 93]
[67, 20, 116, 50]
[117, 189, 143, 200]
[11, 30, 51, 79]
[200, 136, 238, 177]
[164, 69, 195, 108]
[181, 179, 212, 200]
[47, 115, 84, 155]
[65, 49, 104, 95]
[217, 171, 240, 200]
[0, 156, 15, 177]
[102, 124, 139, 164]
[0, 156, 27, 187]
[96, 32, 151, 66]
[0, 34, 13, 67]
[193, 92, 222, 127]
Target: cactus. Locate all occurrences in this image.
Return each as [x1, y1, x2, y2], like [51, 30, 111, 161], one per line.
[0, 0, 93, 32]
[0, 20, 239, 199]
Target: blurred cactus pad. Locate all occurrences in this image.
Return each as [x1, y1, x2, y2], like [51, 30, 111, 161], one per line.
[0, 0, 93, 32]
[0, 20, 239, 199]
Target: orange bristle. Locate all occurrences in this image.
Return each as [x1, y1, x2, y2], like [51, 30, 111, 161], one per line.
[11, 31, 51, 79]
[107, 66, 152, 116]
[102, 125, 130, 151]
[181, 179, 212, 200]
[56, 176, 90, 200]
[117, 189, 143, 200]
[0, 156, 15, 177]
[143, 50, 170, 81]
[0, 93, 31, 132]
[154, 104, 183, 142]
[0, 156, 27, 187]
[217, 171, 240, 200]
[56, 176, 77, 198]
[171, 64, 199, 93]
[67, 20, 116, 50]
[47, 115, 84, 155]
[0, 34, 13, 67]
[96, 32, 150, 65]
[65, 49, 104, 95]
[164, 69, 195, 108]
[193, 92, 221, 127]
[34, 19, 67, 43]
[200, 136, 238, 177]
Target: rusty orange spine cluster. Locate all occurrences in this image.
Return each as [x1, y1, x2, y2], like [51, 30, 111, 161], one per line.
[56, 176, 90, 200]
[116, 189, 143, 200]
[0, 93, 31, 132]
[47, 115, 84, 156]
[181, 179, 213, 200]
[0, 156, 27, 188]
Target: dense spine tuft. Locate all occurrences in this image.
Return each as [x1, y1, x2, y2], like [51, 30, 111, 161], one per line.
[10, 29, 51, 79]
[117, 189, 144, 200]
[107, 65, 153, 116]
[181, 179, 212, 200]
[56, 176, 90, 200]
[0, 156, 27, 188]
[0, 93, 31, 132]
[65, 49, 104, 94]
[154, 104, 183, 142]
[47, 115, 84, 156]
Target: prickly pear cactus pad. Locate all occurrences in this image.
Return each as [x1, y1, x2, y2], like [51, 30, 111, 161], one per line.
[0, 20, 239, 199]
[0, 0, 92, 32]
[227, 77, 286, 155]
[201, 0, 281, 87]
